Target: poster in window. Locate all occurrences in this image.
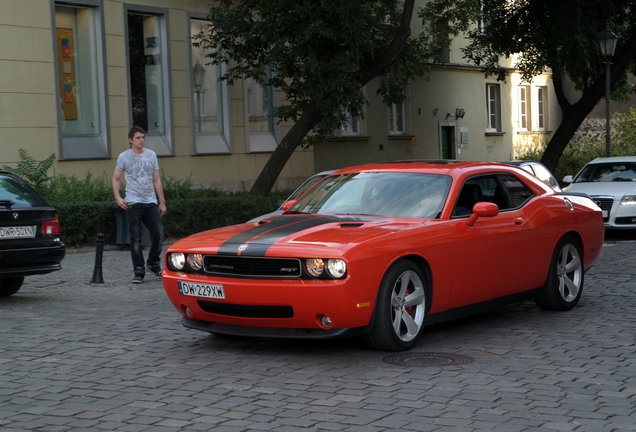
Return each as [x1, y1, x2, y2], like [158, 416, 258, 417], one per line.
[56, 28, 77, 120]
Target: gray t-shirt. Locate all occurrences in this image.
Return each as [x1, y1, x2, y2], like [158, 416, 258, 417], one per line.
[115, 148, 160, 204]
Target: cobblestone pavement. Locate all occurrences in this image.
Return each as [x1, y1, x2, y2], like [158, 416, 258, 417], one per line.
[1, 236, 635, 432]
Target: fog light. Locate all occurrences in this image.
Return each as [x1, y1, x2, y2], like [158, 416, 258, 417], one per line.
[184, 307, 193, 318]
[320, 315, 333, 328]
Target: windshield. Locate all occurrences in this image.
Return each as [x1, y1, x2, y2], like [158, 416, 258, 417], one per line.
[288, 172, 451, 218]
[574, 162, 636, 183]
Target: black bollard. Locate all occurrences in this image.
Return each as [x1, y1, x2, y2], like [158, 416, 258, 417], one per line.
[90, 233, 105, 284]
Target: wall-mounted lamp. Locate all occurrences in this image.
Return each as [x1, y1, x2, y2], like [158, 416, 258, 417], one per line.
[455, 108, 465, 119]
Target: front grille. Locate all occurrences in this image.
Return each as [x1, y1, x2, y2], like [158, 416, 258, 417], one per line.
[197, 301, 294, 318]
[204, 255, 302, 278]
[592, 197, 613, 222]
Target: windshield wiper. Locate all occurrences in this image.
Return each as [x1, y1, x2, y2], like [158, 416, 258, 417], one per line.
[0, 200, 15, 208]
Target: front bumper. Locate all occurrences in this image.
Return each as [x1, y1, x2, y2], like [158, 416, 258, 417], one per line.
[182, 317, 368, 339]
[162, 271, 377, 331]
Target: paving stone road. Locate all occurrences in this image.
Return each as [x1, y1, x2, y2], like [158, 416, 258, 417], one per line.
[1, 235, 635, 432]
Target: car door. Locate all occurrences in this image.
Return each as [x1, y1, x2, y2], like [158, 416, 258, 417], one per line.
[448, 173, 546, 308]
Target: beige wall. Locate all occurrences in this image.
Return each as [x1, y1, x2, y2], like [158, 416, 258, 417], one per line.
[0, 0, 314, 192]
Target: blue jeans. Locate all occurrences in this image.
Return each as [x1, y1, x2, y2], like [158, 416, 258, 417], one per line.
[126, 203, 164, 274]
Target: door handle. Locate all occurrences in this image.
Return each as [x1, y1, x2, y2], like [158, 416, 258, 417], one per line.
[514, 217, 527, 226]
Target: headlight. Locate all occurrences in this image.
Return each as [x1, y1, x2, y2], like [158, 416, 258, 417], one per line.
[620, 195, 636, 205]
[305, 258, 324, 277]
[326, 259, 347, 279]
[187, 253, 204, 271]
[169, 253, 185, 270]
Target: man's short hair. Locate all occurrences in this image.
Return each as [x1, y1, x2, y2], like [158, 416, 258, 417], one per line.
[128, 126, 146, 140]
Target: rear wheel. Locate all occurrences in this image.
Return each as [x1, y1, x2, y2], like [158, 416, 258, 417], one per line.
[0, 277, 25, 297]
[365, 260, 429, 351]
[534, 236, 583, 310]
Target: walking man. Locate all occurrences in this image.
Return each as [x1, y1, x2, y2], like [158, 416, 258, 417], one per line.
[112, 126, 167, 283]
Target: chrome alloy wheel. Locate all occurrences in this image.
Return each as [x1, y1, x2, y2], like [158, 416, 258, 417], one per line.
[556, 243, 583, 302]
[390, 269, 426, 342]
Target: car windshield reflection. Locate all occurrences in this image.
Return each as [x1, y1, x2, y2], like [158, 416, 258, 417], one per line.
[574, 162, 636, 183]
[288, 172, 451, 218]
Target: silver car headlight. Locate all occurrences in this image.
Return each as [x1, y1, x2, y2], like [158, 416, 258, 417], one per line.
[169, 252, 185, 270]
[620, 195, 636, 205]
[305, 258, 325, 277]
[326, 259, 347, 279]
[187, 253, 204, 271]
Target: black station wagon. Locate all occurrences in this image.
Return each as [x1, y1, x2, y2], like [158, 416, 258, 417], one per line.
[0, 171, 65, 296]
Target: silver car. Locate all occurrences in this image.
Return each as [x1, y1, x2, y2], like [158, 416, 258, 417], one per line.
[563, 156, 636, 229]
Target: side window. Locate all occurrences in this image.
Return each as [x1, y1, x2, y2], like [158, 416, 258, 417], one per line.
[453, 176, 497, 217]
[500, 174, 534, 207]
[453, 173, 534, 217]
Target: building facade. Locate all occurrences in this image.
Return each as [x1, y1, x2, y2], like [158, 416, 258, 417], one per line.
[1, 0, 560, 192]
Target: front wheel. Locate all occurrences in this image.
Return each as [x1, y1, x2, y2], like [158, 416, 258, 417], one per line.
[0, 277, 25, 297]
[365, 260, 429, 351]
[534, 236, 583, 310]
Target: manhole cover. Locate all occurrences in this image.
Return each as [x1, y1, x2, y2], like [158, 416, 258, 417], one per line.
[382, 352, 474, 367]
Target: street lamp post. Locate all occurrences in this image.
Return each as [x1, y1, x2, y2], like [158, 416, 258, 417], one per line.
[599, 28, 618, 157]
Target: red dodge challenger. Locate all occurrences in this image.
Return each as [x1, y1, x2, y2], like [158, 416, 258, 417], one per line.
[162, 161, 604, 351]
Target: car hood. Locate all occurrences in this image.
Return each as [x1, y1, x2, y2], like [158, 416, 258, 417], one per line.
[171, 214, 431, 257]
[565, 182, 636, 197]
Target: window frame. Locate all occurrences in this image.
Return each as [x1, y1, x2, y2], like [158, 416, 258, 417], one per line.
[244, 67, 280, 152]
[124, 4, 173, 156]
[517, 85, 530, 131]
[485, 83, 501, 133]
[51, 0, 110, 160]
[189, 13, 231, 155]
[535, 86, 547, 131]
[388, 101, 408, 135]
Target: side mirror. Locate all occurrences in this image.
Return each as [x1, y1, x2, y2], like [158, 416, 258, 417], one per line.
[562, 175, 573, 185]
[466, 202, 499, 226]
[281, 199, 298, 212]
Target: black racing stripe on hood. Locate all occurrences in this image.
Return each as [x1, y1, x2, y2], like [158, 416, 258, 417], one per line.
[217, 215, 339, 255]
[218, 214, 378, 256]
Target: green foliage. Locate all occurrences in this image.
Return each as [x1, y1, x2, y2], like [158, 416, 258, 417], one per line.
[55, 195, 281, 246]
[2, 148, 56, 189]
[42, 173, 113, 203]
[423, 0, 635, 94]
[194, 0, 432, 139]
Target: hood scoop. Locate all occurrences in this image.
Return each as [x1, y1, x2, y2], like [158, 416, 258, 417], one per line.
[340, 222, 364, 228]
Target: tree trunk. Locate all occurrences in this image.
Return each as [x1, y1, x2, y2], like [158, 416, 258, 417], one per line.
[249, 108, 322, 196]
[542, 27, 636, 172]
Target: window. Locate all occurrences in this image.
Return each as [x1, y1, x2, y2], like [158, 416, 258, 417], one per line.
[245, 68, 278, 152]
[389, 102, 407, 135]
[485, 83, 501, 133]
[536, 86, 547, 131]
[190, 17, 230, 154]
[453, 173, 534, 217]
[54, 2, 108, 159]
[126, 7, 172, 155]
[341, 112, 361, 136]
[517, 85, 530, 131]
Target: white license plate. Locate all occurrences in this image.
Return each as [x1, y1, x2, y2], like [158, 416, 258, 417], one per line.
[178, 281, 225, 299]
[0, 225, 36, 239]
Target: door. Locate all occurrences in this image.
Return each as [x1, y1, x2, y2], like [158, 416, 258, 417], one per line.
[441, 126, 455, 159]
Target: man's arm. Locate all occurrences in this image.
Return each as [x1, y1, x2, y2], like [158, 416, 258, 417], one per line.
[112, 169, 128, 210]
[153, 170, 167, 215]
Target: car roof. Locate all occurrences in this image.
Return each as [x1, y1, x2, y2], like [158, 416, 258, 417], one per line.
[587, 156, 636, 164]
[332, 160, 515, 175]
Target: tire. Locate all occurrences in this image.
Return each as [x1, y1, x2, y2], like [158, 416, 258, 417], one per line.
[534, 236, 584, 311]
[365, 260, 429, 351]
[0, 277, 25, 297]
